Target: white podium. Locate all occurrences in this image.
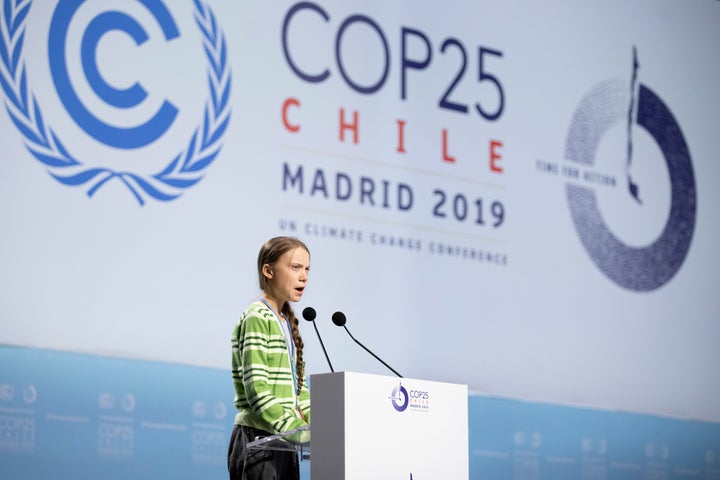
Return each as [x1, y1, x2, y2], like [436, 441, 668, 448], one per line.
[310, 371, 468, 480]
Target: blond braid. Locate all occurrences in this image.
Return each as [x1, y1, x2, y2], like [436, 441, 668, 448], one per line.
[282, 303, 305, 394]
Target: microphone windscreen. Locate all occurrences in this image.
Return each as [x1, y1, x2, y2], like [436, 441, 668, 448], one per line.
[302, 307, 317, 321]
[331, 311, 346, 326]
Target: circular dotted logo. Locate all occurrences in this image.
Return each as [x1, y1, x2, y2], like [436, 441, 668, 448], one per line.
[390, 383, 409, 412]
[565, 49, 696, 291]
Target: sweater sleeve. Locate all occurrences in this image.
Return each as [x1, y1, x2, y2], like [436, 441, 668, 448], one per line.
[298, 376, 311, 423]
[239, 313, 308, 433]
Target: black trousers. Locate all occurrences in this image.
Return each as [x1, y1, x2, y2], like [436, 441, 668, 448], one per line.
[227, 425, 300, 480]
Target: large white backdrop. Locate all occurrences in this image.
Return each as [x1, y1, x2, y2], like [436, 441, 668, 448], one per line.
[2, 0, 719, 423]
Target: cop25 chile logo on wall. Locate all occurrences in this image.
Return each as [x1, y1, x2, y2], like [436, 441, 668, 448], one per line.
[565, 48, 696, 292]
[0, 0, 231, 205]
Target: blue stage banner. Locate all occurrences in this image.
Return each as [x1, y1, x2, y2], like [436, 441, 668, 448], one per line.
[3, 345, 719, 480]
[0, 345, 234, 480]
[469, 396, 720, 480]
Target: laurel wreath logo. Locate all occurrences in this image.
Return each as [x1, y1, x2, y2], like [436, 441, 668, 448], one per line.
[0, 0, 231, 205]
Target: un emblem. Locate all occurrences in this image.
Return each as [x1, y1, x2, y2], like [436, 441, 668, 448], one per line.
[0, 0, 231, 205]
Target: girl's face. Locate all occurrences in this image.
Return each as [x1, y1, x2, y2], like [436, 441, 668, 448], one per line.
[264, 247, 310, 306]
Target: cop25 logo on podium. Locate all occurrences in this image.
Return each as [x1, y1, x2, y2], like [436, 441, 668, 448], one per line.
[0, 0, 231, 204]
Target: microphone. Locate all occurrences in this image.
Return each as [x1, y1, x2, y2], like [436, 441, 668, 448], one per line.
[302, 307, 334, 372]
[331, 311, 403, 378]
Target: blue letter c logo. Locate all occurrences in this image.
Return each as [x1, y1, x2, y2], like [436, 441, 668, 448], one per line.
[49, 0, 180, 149]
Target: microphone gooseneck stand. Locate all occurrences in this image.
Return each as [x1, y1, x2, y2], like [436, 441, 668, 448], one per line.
[332, 311, 403, 378]
[302, 306, 334, 372]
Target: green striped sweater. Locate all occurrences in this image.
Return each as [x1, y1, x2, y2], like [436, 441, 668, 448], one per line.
[231, 301, 311, 434]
